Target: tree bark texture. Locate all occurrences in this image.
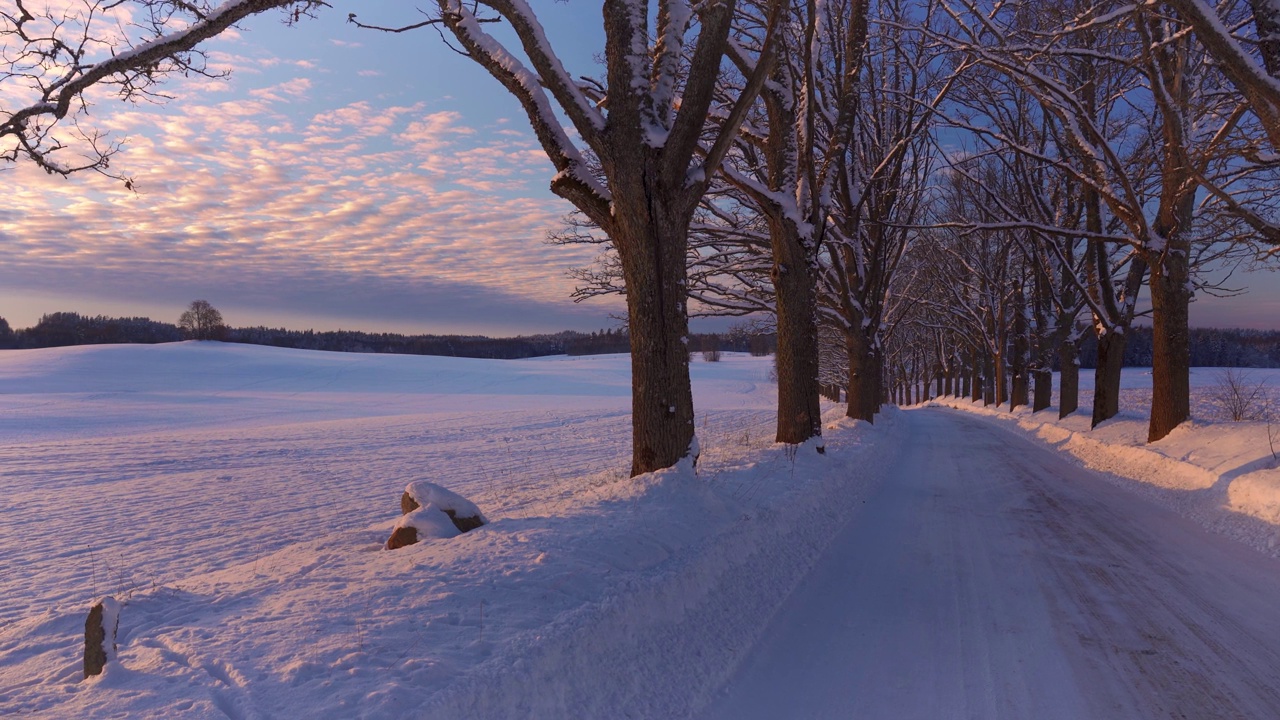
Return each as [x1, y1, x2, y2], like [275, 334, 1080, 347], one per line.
[613, 184, 698, 477]
[1147, 261, 1191, 441]
[1091, 329, 1126, 428]
[1032, 369, 1052, 412]
[771, 221, 824, 443]
[1058, 340, 1080, 418]
[846, 330, 878, 422]
[1011, 288, 1029, 410]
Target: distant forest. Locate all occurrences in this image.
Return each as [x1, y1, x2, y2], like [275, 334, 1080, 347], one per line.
[0, 311, 775, 360]
[1, 311, 1279, 367]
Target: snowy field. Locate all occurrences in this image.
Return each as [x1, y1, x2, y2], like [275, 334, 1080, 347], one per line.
[0, 343, 899, 718]
[5, 343, 1280, 718]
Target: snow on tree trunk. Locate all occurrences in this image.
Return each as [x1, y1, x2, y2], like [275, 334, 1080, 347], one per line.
[84, 597, 121, 678]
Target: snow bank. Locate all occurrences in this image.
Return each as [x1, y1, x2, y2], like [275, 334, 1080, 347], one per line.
[926, 385, 1280, 556]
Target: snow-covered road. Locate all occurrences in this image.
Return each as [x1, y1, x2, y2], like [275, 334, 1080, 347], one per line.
[700, 408, 1280, 719]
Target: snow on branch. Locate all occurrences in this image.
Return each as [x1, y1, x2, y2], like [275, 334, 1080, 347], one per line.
[434, 0, 611, 225]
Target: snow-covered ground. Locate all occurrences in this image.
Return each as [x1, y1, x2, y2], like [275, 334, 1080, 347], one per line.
[701, 408, 1280, 719]
[5, 344, 1280, 718]
[0, 343, 899, 718]
[927, 368, 1280, 557]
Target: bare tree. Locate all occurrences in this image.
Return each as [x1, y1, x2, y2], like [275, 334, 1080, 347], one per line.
[822, 0, 955, 423]
[2, 0, 324, 180]
[934, 0, 1279, 440]
[350, 1, 782, 476]
[1212, 368, 1269, 421]
[178, 299, 225, 340]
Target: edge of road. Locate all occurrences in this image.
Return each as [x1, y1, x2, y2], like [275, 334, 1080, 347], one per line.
[920, 399, 1280, 560]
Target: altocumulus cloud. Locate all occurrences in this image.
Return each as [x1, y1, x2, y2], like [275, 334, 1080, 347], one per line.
[1, 47, 621, 333]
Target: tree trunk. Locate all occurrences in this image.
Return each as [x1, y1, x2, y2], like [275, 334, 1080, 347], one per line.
[1032, 368, 1052, 412]
[1091, 328, 1126, 429]
[770, 219, 823, 446]
[615, 194, 697, 477]
[1147, 252, 1192, 442]
[1058, 338, 1080, 418]
[845, 328, 876, 422]
[994, 351, 1007, 407]
[983, 353, 994, 405]
[1011, 291, 1029, 410]
[972, 351, 983, 402]
[868, 345, 883, 418]
[1146, 153, 1196, 441]
[1010, 366, 1028, 410]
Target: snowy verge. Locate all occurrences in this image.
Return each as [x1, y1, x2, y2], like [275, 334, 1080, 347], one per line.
[423, 408, 904, 718]
[925, 397, 1280, 555]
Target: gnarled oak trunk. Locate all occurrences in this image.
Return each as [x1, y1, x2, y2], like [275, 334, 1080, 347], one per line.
[613, 187, 696, 477]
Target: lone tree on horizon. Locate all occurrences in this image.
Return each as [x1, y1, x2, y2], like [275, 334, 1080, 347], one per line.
[179, 300, 225, 341]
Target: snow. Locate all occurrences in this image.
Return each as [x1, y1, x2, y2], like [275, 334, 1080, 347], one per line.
[394, 503, 460, 540]
[402, 481, 487, 525]
[700, 408, 1280, 718]
[6, 343, 1280, 717]
[0, 342, 894, 717]
[927, 367, 1280, 556]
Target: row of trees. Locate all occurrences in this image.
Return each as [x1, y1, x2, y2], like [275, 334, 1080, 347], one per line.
[868, 0, 1280, 434]
[0, 308, 775, 360]
[6, 0, 1280, 476]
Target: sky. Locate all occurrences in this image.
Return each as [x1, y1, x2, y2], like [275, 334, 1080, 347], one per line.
[1, 1, 631, 336]
[3, 1, 1280, 336]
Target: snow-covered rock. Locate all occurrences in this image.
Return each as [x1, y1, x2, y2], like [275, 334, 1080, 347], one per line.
[386, 482, 488, 549]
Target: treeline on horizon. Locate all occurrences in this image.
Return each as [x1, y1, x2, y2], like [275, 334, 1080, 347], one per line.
[2, 310, 1278, 368]
[0, 311, 777, 359]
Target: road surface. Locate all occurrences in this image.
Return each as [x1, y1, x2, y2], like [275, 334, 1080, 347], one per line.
[699, 408, 1280, 719]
